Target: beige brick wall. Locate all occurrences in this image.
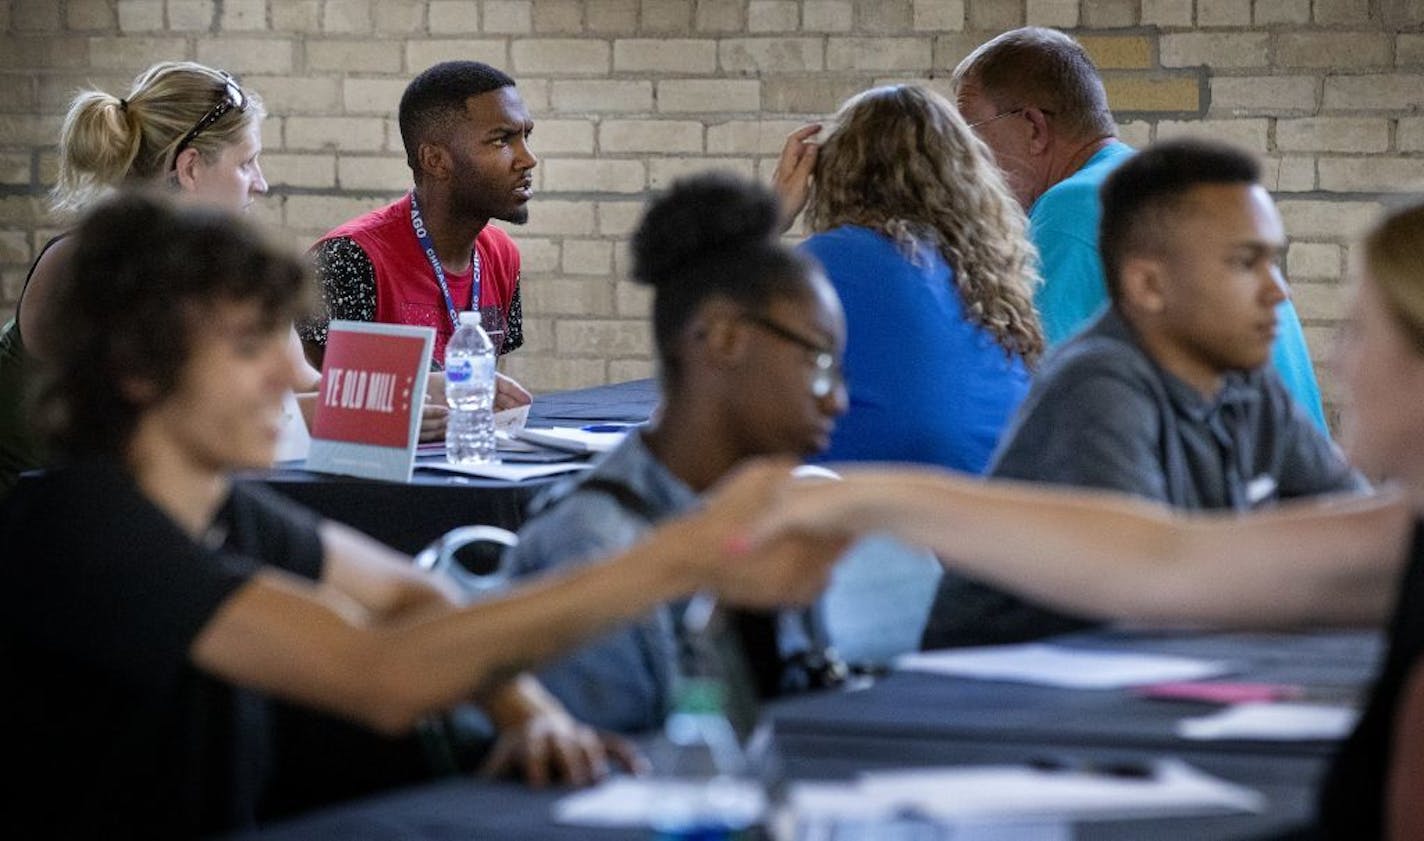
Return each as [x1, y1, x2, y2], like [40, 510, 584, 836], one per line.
[3, 1, 1422, 416]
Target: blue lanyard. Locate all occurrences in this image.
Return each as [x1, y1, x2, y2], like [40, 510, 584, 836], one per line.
[409, 190, 480, 334]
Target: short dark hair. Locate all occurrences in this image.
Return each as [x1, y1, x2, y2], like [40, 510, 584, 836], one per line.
[399, 61, 516, 172]
[1098, 139, 1262, 303]
[34, 190, 310, 457]
[954, 27, 1116, 141]
[630, 173, 819, 385]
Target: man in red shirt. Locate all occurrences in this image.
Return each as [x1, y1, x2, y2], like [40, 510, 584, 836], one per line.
[299, 61, 534, 408]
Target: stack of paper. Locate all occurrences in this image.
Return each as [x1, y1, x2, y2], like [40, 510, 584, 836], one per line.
[419, 461, 592, 482]
[553, 760, 1261, 831]
[554, 777, 764, 828]
[515, 426, 628, 454]
[1177, 702, 1359, 741]
[896, 643, 1233, 689]
[845, 759, 1263, 820]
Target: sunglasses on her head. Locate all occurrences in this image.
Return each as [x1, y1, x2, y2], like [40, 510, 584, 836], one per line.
[170, 72, 247, 168]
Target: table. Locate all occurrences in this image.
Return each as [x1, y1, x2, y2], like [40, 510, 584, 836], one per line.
[761, 628, 1381, 840]
[246, 629, 1378, 840]
[246, 379, 659, 554]
[768, 629, 1380, 759]
[246, 749, 1324, 841]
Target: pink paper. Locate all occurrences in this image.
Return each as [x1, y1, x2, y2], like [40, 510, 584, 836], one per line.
[1133, 681, 1305, 704]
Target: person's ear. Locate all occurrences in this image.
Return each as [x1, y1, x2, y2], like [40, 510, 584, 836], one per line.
[1024, 107, 1053, 156]
[171, 146, 204, 191]
[689, 299, 752, 371]
[1118, 255, 1169, 316]
[416, 142, 452, 182]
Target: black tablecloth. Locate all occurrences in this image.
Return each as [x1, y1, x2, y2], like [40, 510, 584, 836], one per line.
[766, 629, 1381, 759]
[247, 629, 1377, 840]
[525, 378, 660, 425]
[246, 380, 660, 554]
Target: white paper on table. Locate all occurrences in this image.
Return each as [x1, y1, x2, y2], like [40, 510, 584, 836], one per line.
[1177, 702, 1359, 741]
[552, 778, 660, 827]
[514, 426, 628, 454]
[418, 461, 592, 482]
[841, 759, 1263, 821]
[771, 789, 1071, 841]
[274, 390, 311, 462]
[553, 777, 764, 828]
[494, 430, 541, 452]
[495, 404, 529, 433]
[895, 643, 1232, 689]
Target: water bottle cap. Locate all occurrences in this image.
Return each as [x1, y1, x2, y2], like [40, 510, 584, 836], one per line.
[458, 310, 480, 326]
[672, 677, 727, 715]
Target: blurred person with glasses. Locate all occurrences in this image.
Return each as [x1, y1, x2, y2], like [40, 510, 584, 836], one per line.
[952, 27, 1326, 429]
[506, 173, 850, 734]
[772, 84, 1043, 478]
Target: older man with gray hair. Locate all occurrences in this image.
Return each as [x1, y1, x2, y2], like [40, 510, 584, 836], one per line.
[951, 27, 1326, 428]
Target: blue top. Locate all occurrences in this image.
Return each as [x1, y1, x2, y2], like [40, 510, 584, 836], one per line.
[1029, 140, 1328, 430]
[1027, 141, 1135, 346]
[802, 225, 1031, 475]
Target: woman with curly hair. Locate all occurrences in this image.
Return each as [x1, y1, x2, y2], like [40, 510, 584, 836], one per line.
[775, 84, 1044, 474]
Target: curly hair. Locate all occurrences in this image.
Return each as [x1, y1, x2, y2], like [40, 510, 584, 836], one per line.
[807, 84, 1044, 364]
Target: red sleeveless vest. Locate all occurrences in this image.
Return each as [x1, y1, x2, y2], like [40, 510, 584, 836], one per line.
[318, 192, 520, 364]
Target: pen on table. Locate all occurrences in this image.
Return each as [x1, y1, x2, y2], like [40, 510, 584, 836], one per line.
[580, 423, 635, 433]
[1028, 756, 1156, 779]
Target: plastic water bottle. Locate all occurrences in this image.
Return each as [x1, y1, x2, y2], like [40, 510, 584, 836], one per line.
[444, 311, 497, 464]
[648, 678, 765, 841]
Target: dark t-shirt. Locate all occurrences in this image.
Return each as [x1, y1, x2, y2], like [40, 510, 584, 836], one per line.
[0, 461, 323, 838]
[1316, 520, 1424, 840]
[921, 308, 1364, 649]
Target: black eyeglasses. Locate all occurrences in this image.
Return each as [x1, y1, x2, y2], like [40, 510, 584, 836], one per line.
[171, 72, 247, 169]
[741, 313, 842, 399]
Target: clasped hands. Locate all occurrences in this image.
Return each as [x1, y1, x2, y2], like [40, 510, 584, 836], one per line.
[418, 372, 533, 443]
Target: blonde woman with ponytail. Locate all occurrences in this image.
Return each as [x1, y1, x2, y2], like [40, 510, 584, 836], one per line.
[774, 84, 1044, 476]
[0, 61, 283, 496]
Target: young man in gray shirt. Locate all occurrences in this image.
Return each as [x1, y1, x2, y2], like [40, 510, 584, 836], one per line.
[922, 139, 1366, 649]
